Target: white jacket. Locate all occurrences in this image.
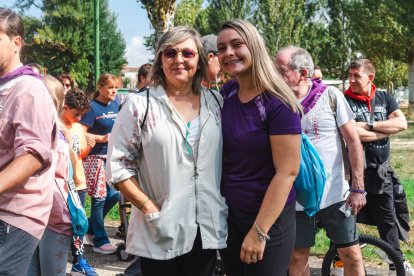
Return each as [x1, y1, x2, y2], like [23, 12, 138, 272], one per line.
[106, 85, 228, 260]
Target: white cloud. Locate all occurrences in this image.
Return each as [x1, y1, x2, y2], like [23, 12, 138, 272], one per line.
[125, 36, 153, 67]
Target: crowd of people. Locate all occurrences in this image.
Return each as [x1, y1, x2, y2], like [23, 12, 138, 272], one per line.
[0, 7, 412, 276]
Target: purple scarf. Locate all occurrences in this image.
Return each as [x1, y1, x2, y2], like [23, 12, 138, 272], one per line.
[301, 78, 327, 114]
[0, 65, 42, 85]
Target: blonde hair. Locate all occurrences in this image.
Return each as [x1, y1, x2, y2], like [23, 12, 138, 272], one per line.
[43, 74, 65, 114]
[151, 26, 208, 94]
[93, 73, 118, 99]
[43, 74, 77, 170]
[220, 19, 301, 113]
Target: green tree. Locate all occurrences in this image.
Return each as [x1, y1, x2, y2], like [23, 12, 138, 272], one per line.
[321, 0, 354, 86]
[138, 0, 176, 39]
[206, 0, 253, 35]
[174, 0, 203, 27]
[254, 0, 307, 56]
[347, 0, 414, 112]
[18, 0, 126, 91]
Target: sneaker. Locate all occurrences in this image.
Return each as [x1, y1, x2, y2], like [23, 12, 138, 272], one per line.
[331, 267, 344, 276]
[404, 261, 414, 276]
[71, 259, 98, 276]
[85, 234, 94, 247]
[93, 243, 117, 254]
[116, 225, 126, 238]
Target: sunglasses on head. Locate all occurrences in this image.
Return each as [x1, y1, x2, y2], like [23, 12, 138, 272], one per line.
[163, 48, 197, 59]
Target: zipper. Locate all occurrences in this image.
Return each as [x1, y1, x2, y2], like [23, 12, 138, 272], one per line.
[6, 224, 10, 234]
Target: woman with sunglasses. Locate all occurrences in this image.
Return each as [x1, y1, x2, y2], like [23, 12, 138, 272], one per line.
[106, 26, 227, 276]
[217, 20, 302, 276]
[58, 73, 74, 94]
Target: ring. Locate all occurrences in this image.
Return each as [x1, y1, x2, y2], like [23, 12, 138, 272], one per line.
[251, 255, 257, 261]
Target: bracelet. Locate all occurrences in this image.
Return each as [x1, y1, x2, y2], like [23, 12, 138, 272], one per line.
[349, 188, 367, 195]
[254, 222, 270, 242]
[139, 198, 150, 210]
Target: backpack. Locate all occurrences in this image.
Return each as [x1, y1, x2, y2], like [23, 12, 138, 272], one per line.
[251, 93, 326, 217]
[294, 133, 327, 217]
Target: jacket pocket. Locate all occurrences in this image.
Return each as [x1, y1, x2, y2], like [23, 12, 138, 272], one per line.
[0, 220, 9, 246]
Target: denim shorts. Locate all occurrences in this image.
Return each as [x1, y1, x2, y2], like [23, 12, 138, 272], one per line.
[295, 201, 359, 248]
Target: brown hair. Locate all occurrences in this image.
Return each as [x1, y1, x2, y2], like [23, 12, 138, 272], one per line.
[349, 59, 375, 75]
[65, 88, 90, 112]
[151, 26, 208, 94]
[138, 63, 152, 84]
[0, 8, 24, 40]
[93, 73, 118, 99]
[58, 73, 74, 88]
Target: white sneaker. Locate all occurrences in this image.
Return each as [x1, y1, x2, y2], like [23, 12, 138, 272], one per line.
[93, 243, 117, 254]
[404, 261, 414, 276]
[84, 234, 95, 247]
[331, 267, 344, 276]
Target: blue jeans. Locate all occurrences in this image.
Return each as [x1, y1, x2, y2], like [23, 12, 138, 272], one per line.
[87, 183, 120, 247]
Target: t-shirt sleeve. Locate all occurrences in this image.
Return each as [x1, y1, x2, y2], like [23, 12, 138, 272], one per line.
[385, 92, 399, 117]
[267, 98, 302, 135]
[330, 87, 355, 128]
[80, 105, 95, 128]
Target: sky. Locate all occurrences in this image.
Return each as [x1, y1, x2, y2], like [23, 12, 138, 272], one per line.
[3, 0, 154, 67]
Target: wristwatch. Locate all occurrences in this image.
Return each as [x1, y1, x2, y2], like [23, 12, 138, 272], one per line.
[367, 120, 375, 130]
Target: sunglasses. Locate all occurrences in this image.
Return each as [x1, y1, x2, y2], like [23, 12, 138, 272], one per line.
[63, 83, 71, 88]
[163, 48, 197, 59]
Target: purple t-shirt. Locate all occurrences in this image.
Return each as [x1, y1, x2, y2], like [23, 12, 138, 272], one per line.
[221, 80, 301, 212]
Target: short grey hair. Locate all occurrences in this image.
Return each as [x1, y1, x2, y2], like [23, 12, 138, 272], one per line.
[280, 46, 314, 78]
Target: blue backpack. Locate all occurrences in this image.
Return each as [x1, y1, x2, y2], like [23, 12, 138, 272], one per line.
[294, 133, 326, 217]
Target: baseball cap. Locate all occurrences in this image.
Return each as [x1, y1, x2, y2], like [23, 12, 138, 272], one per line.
[201, 34, 218, 54]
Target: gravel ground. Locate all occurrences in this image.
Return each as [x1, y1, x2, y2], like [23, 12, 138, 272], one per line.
[65, 222, 130, 276]
[65, 221, 324, 276]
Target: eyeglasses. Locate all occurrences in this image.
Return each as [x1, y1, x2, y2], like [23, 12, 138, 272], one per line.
[63, 83, 71, 88]
[163, 48, 197, 59]
[208, 51, 218, 56]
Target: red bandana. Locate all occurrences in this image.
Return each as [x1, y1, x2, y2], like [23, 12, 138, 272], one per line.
[344, 84, 376, 111]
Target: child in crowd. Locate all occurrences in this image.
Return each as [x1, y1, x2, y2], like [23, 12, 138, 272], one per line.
[27, 76, 95, 276]
[60, 88, 98, 275]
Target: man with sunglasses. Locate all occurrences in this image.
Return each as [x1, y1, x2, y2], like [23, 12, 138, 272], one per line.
[201, 34, 222, 91]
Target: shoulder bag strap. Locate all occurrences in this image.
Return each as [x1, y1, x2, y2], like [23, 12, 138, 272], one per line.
[140, 88, 150, 129]
[328, 89, 351, 180]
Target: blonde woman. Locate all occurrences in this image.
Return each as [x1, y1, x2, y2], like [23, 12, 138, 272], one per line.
[27, 75, 73, 276]
[217, 19, 302, 276]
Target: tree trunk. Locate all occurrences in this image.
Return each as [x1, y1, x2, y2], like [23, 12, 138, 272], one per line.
[408, 57, 414, 115]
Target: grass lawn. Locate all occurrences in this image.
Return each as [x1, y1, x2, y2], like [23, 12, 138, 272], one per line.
[312, 124, 414, 262]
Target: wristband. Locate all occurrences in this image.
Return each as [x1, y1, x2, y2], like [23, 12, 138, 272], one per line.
[349, 188, 367, 195]
[139, 198, 150, 210]
[254, 222, 270, 242]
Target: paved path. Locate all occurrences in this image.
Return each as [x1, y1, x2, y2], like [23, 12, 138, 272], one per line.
[65, 221, 325, 275]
